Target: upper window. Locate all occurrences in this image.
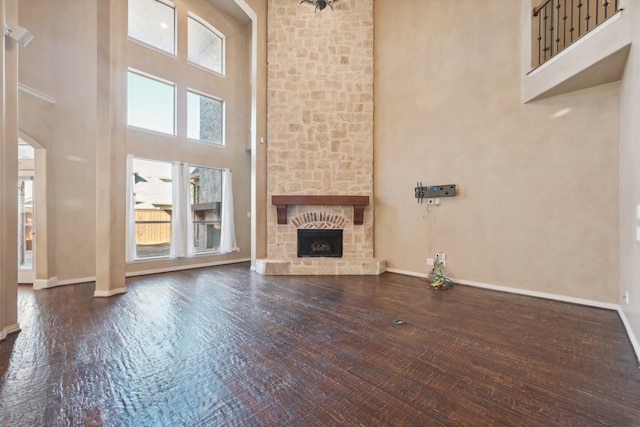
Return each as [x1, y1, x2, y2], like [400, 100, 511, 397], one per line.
[128, 70, 176, 135]
[188, 13, 224, 75]
[128, 0, 176, 55]
[187, 90, 224, 145]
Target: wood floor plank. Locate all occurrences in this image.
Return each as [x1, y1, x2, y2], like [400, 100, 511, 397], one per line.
[0, 263, 639, 426]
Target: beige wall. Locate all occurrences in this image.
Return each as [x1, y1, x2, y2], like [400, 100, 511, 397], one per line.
[19, 0, 98, 283]
[374, 0, 619, 303]
[619, 1, 640, 351]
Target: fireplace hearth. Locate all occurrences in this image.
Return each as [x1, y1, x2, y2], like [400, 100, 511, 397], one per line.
[298, 229, 343, 258]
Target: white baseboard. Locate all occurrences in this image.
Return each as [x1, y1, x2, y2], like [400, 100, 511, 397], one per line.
[0, 323, 21, 341]
[617, 308, 640, 368]
[94, 287, 127, 298]
[58, 276, 96, 286]
[34, 276, 98, 289]
[30, 259, 250, 292]
[385, 268, 426, 278]
[125, 258, 251, 277]
[389, 268, 619, 310]
[33, 277, 58, 290]
[453, 277, 619, 310]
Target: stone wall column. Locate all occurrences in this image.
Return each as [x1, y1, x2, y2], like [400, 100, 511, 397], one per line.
[266, 0, 374, 259]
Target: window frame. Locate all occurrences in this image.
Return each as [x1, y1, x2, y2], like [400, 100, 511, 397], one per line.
[189, 165, 224, 255]
[127, 69, 177, 136]
[187, 12, 226, 76]
[186, 88, 226, 146]
[130, 157, 174, 260]
[127, 0, 178, 56]
[128, 158, 228, 261]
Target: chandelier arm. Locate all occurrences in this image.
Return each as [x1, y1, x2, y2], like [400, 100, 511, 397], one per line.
[299, 0, 341, 12]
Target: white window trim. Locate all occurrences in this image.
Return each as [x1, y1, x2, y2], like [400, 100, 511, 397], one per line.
[186, 87, 226, 146]
[127, 157, 231, 262]
[127, 0, 178, 56]
[187, 12, 226, 76]
[128, 156, 175, 261]
[127, 68, 177, 136]
[188, 164, 225, 255]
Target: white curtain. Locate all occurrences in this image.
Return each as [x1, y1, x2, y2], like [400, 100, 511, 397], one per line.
[125, 154, 137, 262]
[219, 168, 239, 253]
[171, 162, 192, 258]
[184, 164, 195, 258]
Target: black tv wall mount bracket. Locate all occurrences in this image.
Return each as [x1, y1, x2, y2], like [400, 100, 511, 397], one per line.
[415, 183, 456, 203]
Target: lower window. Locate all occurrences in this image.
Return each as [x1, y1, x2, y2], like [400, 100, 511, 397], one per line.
[127, 156, 234, 261]
[190, 166, 222, 254]
[131, 158, 173, 259]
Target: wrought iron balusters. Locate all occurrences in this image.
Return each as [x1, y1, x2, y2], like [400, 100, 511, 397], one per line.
[532, 0, 620, 67]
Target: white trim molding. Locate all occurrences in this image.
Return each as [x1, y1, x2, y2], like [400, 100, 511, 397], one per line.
[33, 276, 58, 290]
[58, 276, 96, 286]
[18, 82, 57, 104]
[386, 268, 426, 279]
[125, 258, 251, 277]
[617, 308, 640, 368]
[453, 277, 619, 310]
[0, 323, 21, 341]
[388, 269, 618, 309]
[34, 276, 97, 289]
[94, 288, 127, 298]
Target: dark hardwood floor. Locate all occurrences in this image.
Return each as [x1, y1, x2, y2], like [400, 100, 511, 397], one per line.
[0, 263, 638, 426]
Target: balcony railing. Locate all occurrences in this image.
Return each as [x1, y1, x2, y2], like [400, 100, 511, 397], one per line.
[532, 0, 620, 67]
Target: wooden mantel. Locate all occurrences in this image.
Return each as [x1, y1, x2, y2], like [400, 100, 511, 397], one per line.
[272, 195, 370, 225]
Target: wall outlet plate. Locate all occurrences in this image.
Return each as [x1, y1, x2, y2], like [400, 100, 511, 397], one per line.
[427, 258, 434, 266]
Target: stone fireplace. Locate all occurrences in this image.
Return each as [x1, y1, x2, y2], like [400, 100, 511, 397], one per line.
[256, 0, 384, 275]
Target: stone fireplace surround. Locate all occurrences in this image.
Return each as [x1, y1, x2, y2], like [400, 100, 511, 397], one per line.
[259, 0, 383, 275]
[255, 195, 385, 276]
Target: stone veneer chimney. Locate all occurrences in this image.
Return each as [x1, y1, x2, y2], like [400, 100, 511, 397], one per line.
[257, 0, 384, 275]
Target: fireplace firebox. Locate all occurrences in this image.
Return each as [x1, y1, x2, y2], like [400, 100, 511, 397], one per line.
[297, 229, 343, 258]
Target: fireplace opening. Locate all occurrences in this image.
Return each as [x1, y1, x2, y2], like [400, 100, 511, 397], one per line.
[297, 229, 343, 258]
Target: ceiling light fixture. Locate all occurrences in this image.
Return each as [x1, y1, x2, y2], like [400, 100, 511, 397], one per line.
[300, 0, 340, 12]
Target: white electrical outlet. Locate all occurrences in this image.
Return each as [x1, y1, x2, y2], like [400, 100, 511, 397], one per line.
[624, 291, 630, 304]
[439, 252, 446, 261]
[427, 258, 434, 266]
